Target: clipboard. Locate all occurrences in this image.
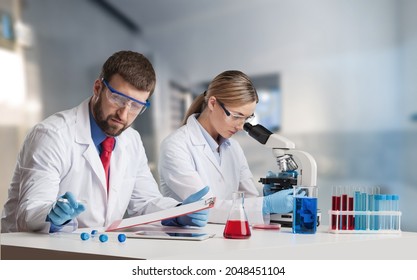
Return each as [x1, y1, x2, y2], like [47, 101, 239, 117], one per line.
[106, 197, 216, 232]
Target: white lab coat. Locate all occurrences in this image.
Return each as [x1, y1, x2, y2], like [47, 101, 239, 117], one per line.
[1, 99, 178, 233]
[159, 114, 264, 225]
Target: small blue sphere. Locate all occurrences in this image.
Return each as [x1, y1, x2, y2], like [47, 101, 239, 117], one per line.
[91, 229, 98, 236]
[99, 234, 109, 243]
[118, 233, 127, 243]
[80, 232, 90, 241]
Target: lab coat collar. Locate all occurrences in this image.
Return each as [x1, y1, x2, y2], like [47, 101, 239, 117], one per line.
[187, 114, 231, 148]
[72, 99, 107, 196]
[75, 98, 94, 145]
[75, 98, 126, 150]
[74, 98, 129, 201]
[186, 114, 226, 175]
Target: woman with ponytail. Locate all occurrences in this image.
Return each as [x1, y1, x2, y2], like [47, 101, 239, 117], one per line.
[158, 70, 293, 225]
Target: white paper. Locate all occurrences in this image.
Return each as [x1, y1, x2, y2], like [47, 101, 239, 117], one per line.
[106, 197, 216, 231]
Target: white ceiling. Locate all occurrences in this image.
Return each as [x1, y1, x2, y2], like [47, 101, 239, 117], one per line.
[105, 0, 285, 82]
[106, 0, 256, 31]
[103, 0, 403, 85]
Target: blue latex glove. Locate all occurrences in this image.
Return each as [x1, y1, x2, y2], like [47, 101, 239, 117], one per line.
[263, 170, 279, 196]
[162, 186, 210, 227]
[263, 170, 298, 196]
[262, 188, 294, 215]
[47, 192, 86, 226]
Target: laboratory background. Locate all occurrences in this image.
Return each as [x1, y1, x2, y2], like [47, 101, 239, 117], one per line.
[0, 0, 416, 232]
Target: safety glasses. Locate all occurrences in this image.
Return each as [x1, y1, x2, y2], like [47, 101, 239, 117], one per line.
[102, 78, 150, 115]
[217, 100, 255, 123]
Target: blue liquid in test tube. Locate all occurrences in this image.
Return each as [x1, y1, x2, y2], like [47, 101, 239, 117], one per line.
[360, 192, 367, 230]
[392, 195, 399, 230]
[354, 191, 361, 230]
[368, 194, 374, 230]
[386, 195, 392, 230]
[374, 194, 380, 230]
[374, 194, 385, 230]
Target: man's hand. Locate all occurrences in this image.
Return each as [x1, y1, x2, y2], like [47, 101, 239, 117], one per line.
[47, 192, 85, 226]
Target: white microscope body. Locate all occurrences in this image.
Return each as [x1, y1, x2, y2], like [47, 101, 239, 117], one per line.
[243, 123, 319, 226]
[266, 133, 317, 187]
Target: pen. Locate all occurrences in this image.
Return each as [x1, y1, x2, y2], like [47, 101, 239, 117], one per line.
[57, 198, 87, 205]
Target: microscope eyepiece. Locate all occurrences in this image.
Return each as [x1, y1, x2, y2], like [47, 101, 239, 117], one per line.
[243, 123, 272, 145]
[243, 122, 253, 132]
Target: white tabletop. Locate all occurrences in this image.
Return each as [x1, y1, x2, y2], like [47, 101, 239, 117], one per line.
[2, 223, 417, 260]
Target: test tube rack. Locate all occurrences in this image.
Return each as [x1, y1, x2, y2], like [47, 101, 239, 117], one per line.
[328, 187, 401, 234]
[328, 210, 402, 234]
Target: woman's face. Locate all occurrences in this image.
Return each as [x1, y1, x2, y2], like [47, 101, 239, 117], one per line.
[209, 97, 256, 139]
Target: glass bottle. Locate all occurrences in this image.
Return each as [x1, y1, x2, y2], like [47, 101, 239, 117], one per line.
[223, 192, 251, 239]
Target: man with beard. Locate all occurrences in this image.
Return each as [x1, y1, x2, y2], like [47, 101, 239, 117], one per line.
[1, 51, 209, 233]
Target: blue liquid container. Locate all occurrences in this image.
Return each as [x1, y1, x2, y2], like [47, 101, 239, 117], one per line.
[293, 196, 318, 234]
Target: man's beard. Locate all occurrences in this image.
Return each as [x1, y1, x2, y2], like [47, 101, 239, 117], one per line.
[92, 95, 130, 137]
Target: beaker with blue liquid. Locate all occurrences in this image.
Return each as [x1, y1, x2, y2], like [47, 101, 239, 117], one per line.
[292, 186, 318, 234]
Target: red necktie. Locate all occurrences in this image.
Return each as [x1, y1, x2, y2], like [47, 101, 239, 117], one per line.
[100, 137, 115, 191]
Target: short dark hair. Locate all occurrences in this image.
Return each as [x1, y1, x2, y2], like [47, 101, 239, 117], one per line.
[99, 51, 156, 96]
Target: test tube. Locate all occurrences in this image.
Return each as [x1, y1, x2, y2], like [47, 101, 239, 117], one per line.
[392, 195, 400, 230]
[368, 193, 374, 230]
[331, 186, 341, 230]
[383, 194, 389, 230]
[340, 187, 348, 230]
[360, 189, 368, 230]
[354, 190, 361, 230]
[374, 194, 385, 230]
[347, 188, 354, 230]
[386, 195, 393, 230]
[370, 186, 380, 230]
[380, 195, 387, 230]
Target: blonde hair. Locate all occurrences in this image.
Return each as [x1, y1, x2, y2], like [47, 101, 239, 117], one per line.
[183, 70, 258, 124]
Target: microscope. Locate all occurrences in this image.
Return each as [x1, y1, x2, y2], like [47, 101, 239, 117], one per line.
[243, 123, 320, 227]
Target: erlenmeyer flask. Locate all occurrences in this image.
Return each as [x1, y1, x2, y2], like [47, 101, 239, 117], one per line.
[223, 192, 251, 239]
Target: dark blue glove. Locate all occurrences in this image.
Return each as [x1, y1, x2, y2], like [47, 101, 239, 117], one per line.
[47, 192, 86, 226]
[162, 186, 210, 227]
